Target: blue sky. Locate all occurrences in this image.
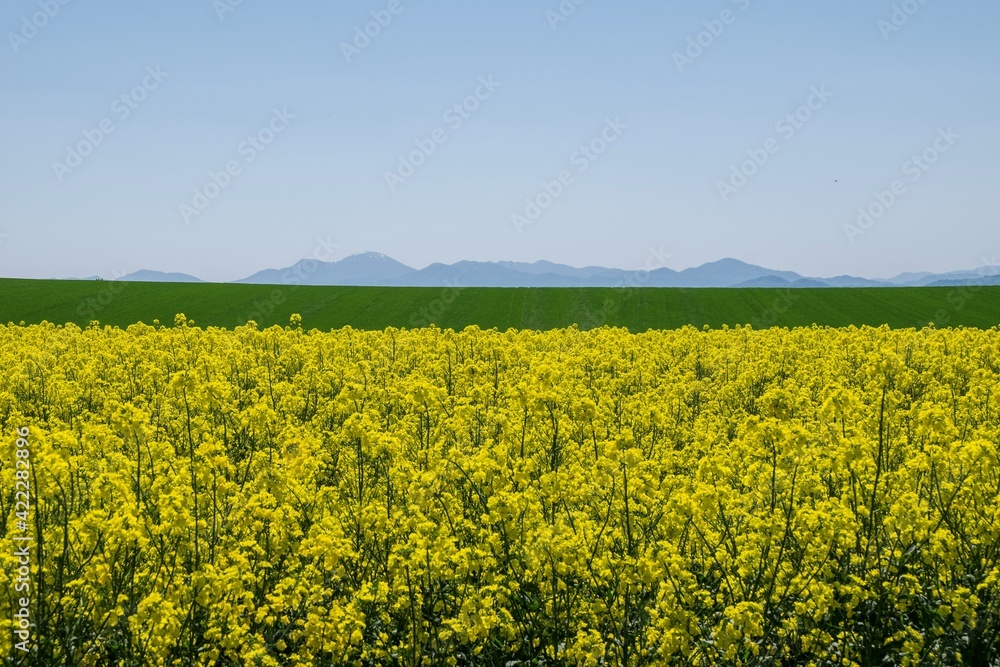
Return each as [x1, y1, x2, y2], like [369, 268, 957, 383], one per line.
[1, 0, 997, 281]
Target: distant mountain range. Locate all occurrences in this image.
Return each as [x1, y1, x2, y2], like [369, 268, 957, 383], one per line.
[112, 253, 1000, 288]
[114, 270, 204, 283]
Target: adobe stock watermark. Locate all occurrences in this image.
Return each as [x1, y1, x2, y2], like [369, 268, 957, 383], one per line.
[844, 127, 958, 244]
[12, 426, 32, 653]
[511, 117, 627, 234]
[673, 0, 753, 74]
[76, 270, 128, 322]
[179, 107, 295, 224]
[408, 280, 466, 328]
[716, 85, 834, 203]
[878, 0, 932, 41]
[582, 245, 672, 328]
[384, 75, 501, 193]
[750, 289, 801, 329]
[51, 66, 168, 183]
[238, 235, 340, 326]
[8, 0, 72, 54]
[340, 0, 414, 63]
[921, 255, 998, 328]
[545, 0, 589, 31]
[214, 0, 250, 21]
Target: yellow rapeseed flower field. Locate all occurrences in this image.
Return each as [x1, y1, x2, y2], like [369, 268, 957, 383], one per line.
[1, 318, 999, 666]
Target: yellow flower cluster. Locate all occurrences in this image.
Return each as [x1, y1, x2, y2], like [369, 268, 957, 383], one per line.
[1, 319, 999, 666]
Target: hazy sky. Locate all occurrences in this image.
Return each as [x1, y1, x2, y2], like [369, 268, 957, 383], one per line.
[1, 1, 997, 282]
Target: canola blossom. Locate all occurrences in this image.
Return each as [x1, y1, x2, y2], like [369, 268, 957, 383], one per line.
[1, 318, 999, 666]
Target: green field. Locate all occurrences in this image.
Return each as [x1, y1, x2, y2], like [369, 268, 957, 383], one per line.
[1, 278, 998, 331]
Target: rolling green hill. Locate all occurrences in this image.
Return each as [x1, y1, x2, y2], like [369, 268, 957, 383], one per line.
[1, 278, 998, 331]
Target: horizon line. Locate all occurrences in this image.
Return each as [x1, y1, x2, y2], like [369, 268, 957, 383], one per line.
[11, 251, 998, 284]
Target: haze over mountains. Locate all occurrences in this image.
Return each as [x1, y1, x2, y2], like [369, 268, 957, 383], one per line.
[114, 253, 1000, 288]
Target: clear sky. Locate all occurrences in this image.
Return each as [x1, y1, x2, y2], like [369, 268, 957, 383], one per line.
[1, 0, 997, 282]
